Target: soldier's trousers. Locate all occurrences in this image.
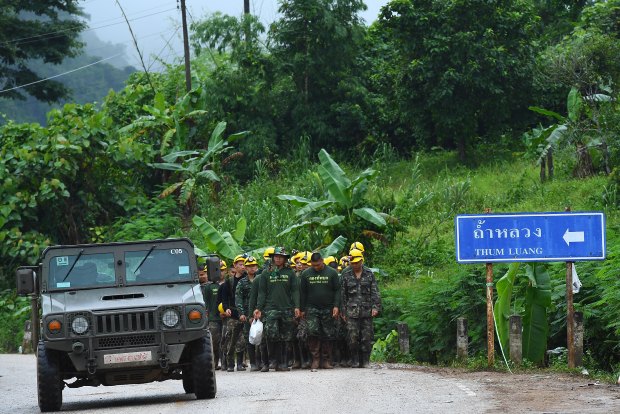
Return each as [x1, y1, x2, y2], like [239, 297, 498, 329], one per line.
[223, 318, 244, 365]
[264, 309, 294, 342]
[346, 317, 374, 353]
[208, 320, 222, 367]
[305, 308, 336, 339]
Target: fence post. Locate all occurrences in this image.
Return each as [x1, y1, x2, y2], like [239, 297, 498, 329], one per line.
[457, 317, 468, 361]
[574, 311, 584, 367]
[509, 315, 522, 365]
[397, 322, 410, 354]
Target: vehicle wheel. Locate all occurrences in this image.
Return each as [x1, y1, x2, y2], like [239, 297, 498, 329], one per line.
[182, 366, 194, 393]
[37, 341, 63, 412]
[191, 336, 217, 399]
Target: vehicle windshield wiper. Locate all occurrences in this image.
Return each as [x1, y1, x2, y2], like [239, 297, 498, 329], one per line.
[133, 245, 156, 275]
[62, 249, 84, 282]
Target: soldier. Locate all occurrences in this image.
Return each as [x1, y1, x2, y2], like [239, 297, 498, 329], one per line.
[254, 247, 300, 372]
[220, 255, 247, 372]
[236, 256, 260, 371]
[202, 259, 225, 370]
[300, 252, 340, 371]
[249, 255, 270, 372]
[341, 248, 381, 368]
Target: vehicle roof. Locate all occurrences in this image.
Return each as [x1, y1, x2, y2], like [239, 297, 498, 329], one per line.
[41, 238, 195, 257]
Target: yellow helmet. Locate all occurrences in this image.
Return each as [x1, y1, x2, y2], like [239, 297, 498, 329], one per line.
[291, 251, 303, 263]
[349, 248, 364, 263]
[324, 256, 337, 265]
[218, 303, 226, 315]
[350, 241, 365, 253]
[299, 251, 312, 265]
[220, 260, 228, 270]
[233, 254, 246, 264]
[263, 247, 275, 260]
[245, 256, 258, 266]
[339, 255, 350, 267]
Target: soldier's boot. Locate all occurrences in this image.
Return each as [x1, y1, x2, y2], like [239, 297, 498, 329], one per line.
[292, 342, 302, 369]
[361, 351, 371, 368]
[248, 345, 259, 371]
[308, 337, 321, 372]
[261, 342, 270, 372]
[287, 342, 293, 367]
[226, 353, 235, 372]
[267, 342, 277, 370]
[321, 341, 334, 369]
[236, 352, 246, 371]
[255, 345, 263, 370]
[350, 345, 360, 368]
[275, 342, 290, 372]
[301, 343, 311, 369]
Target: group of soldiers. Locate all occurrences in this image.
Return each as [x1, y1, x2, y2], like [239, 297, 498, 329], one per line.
[197, 242, 382, 373]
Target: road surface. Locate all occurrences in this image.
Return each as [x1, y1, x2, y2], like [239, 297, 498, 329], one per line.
[0, 354, 617, 413]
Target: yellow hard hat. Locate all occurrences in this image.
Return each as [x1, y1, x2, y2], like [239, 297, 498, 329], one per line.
[263, 247, 275, 259]
[299, 251, 312, 265]
[324, 256, 337, 266]
[338, 266, 342, 272]
[339, 255, 350, 267]
[291, 251, 303, 263]
[218, 303, 226, 315]
[233, 254, 246, 264]
[220, 260, 227, 270]
[349, 248, 364, 263]
[245, 256, 258, 266]
[350, 241, 365, 253]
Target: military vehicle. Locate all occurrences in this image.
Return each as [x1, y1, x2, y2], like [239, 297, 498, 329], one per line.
[16, 238, 219, 412]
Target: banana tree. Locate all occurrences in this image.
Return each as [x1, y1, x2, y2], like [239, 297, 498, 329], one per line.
[149, 121, 247, 212]
[277, 149, 393, 250]
[494, 263, 552, 364]
[193, 215, 246, 260]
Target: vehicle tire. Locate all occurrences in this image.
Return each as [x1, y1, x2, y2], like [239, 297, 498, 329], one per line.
[191, 336, 217, 399]
[37, 341, 63, 412]
[182, 366, 194, 393]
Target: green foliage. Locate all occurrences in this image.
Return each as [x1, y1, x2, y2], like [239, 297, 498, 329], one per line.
[0, 289, 29, 352]
[192, 215, 245, 259]
[494, 263, 521, 354]
[0, 1, 85, 102]
[371, 329, 400, 362]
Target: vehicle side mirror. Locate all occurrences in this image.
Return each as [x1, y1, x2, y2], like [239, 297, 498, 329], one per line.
[16, 268, 36, 296]
[206, 255, 221, 283]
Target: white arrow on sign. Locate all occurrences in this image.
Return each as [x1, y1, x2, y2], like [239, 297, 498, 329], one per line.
[563, 229, 585, 246]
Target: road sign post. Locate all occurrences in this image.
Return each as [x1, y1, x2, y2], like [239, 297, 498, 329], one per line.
[455, 211, 605, 368]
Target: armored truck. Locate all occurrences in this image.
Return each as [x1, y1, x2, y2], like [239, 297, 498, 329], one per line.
[16, 238, 219, 412]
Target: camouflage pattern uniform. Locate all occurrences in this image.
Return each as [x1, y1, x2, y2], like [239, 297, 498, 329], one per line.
[235, 273, 258, 369]
[341, 266, 381, 367]
[202, 280, 222, 369]
[249, 272, 269, 371]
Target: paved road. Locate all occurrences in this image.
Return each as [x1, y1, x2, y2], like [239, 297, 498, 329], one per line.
[0, 354, 492, 414]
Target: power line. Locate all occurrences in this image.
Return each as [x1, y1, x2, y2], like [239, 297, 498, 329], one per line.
[0, 53, 124, 95]
[1, 7, 177, 47]
[147, 26, 182, 72]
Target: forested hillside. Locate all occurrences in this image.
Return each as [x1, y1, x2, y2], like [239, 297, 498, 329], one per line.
[1, 0, 619, 375]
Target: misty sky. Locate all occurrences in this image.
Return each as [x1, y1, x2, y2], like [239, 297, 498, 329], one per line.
[81, 0, 391, 70]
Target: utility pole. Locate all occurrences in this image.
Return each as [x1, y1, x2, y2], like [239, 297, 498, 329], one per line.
[244, 0, 250, 14]
[180, 0, 191, 92]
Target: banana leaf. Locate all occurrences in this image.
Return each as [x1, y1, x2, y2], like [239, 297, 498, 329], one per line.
[179, 178, 195, 205]
[494, 263, 521, 354]
[320, 215, 345, 226]
[318, 149, 351, 207]
[296, 200, 336, 217]
[353, 207, 387, 227]
[233, 217, 247, 243]
[208, 121, 227, 149]
[276, 194, 313, 206]
[522, 264, 552, 363]
[277, 220, 313, 237]
[320, 235, 347, 258]
[192, 215, 239, 259]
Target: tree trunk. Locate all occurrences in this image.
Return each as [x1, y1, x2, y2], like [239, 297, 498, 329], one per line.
[540, 157, 546, 183]
[547, 148, 554, 181]
[457, 135, 466, 163]
[574, 142, 594, 178]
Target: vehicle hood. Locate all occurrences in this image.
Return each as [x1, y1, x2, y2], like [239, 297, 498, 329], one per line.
[42, 284, 203, 314]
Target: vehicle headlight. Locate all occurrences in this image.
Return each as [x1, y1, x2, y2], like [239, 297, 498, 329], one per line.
[162, 309, 180, 328]
[71, 316, 89, 335]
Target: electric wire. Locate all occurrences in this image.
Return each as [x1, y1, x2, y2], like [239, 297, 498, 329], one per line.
[0, 53, 124, 95]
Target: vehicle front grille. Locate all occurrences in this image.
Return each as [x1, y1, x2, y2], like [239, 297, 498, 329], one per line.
[97, 333, 157, 349]
[96, 311, 156, 334]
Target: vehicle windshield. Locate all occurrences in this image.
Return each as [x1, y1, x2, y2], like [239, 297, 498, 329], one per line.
[48, 253, 116, 290]
[125, 248, 192, 285]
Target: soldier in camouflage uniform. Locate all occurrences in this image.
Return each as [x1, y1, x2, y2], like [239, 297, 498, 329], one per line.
[236, 256, 260, 371]
[254, 247, 300, 372]
[300, 252, 340, 371]
[221, 255, 248, 372]
[201, 259, 225, 370]
[341, 248, 381, 368]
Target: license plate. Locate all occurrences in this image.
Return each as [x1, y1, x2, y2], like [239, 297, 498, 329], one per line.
[103, 351, 152, 365]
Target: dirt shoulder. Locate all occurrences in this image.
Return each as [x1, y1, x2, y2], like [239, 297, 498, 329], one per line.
[379, 363, 620, 413]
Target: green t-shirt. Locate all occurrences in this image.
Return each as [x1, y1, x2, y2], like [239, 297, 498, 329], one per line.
[300, 265, 341, 311]
[257, 266, 300, 312]
[202, 281, 221, 322]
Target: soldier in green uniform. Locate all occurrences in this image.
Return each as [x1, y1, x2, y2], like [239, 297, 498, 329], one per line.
[201, 258, 226, 370]
[249, 256, 270, 371]
[221, 254, 248, 372]
[236, 256, 260, 371]
[300, 252, 340, 371]
[341, 248, 381, 368]
[254, 247, 300, 372]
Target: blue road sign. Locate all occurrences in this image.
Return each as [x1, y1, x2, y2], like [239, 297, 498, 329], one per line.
[455, 212, 606, 263]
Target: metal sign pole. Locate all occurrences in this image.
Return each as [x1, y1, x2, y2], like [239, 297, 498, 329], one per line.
[566, 261, 575, 368]
[486, 262, 494, 367]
